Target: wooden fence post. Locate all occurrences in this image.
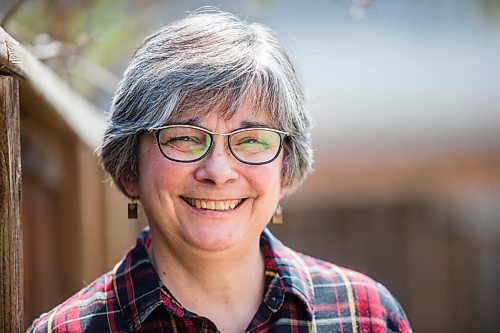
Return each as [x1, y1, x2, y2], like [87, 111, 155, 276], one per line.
[0, 75, 23, 332]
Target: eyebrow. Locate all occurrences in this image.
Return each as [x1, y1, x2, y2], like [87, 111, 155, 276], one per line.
[167, 117, 200, 126]
[239, 120, 273, 129]
[168, 119, 273, 130]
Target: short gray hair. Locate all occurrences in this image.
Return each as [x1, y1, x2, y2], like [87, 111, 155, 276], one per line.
[98, 9, 313, 197]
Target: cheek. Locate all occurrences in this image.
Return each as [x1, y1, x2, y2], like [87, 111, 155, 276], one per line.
[138, 144, 177, 193]
[246, 162, 283, 195]
[144, 158, 186, 192]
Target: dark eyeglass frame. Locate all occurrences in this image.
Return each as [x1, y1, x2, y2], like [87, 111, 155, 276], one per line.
[148, 124, 289, 165]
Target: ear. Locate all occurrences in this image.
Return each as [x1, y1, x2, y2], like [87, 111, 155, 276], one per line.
[120, 174, 140, 198]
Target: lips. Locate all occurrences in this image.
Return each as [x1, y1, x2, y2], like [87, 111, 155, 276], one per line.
[182, 197, 244, 211]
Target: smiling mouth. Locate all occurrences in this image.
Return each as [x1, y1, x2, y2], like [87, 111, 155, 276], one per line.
[182, 197, 244, 211]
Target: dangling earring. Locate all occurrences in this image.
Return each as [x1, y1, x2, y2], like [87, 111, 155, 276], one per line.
[128, 197, 139, 219]
[272, 204, 283, 224]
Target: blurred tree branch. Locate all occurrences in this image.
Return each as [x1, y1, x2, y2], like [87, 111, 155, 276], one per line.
[3, 0, 126, 102]
[349, 0, 372, 19]
[330, 0, 373, 20]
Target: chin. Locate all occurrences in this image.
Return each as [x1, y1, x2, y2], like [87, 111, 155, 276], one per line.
[183, 227, 248, 253]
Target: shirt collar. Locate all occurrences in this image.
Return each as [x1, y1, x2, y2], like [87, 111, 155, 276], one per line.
[112, 228, 185, 332]
[260, 228, 315, 313]
[113, 227, 315, 331]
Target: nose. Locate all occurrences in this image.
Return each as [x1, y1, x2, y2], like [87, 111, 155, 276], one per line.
[194, 137, 239, 186]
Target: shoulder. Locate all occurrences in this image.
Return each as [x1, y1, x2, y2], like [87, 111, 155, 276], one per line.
[26, 271, 125, 333]
[262, 230, 412, 331]
[297, 253, 413, 333]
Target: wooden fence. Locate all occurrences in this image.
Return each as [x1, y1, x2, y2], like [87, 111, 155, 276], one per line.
[1, 29, 23, 333]
[0, 26, 146, 330]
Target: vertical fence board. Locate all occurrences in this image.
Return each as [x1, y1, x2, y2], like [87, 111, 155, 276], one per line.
[0, 75, 23, 332]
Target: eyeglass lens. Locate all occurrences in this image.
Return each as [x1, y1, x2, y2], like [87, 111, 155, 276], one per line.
[156, 126, 283, 164]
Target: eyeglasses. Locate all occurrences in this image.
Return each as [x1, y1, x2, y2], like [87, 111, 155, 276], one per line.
[148, 124, 288, 165]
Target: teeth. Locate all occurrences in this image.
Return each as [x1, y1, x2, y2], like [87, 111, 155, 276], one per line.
[184, 198, 242, 211]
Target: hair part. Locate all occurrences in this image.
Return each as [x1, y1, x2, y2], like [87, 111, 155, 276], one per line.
[98, 9, 313, 197]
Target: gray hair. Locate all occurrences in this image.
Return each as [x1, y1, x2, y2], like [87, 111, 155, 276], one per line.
[98, 9, 313, 197]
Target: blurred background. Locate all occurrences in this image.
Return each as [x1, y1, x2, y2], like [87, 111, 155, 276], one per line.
[2, 0, 500, 332]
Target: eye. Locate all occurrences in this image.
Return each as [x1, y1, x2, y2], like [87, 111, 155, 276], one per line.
[163, 136, 202, 145]
[158, 131, 208, 153]
[237, 137, 270, 148]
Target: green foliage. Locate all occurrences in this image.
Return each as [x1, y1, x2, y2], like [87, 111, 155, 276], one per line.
[4, 0, 161, 106]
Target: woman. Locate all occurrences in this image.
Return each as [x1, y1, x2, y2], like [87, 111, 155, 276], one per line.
[29, 10, 412, 333]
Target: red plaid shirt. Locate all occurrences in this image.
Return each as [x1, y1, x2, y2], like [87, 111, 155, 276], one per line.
[28, 228, 412, 332]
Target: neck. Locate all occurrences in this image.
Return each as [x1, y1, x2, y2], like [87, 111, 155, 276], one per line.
[148, 228, 265, 332]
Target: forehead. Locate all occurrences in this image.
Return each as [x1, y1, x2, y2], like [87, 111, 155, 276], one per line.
[169, 97, 276, 128]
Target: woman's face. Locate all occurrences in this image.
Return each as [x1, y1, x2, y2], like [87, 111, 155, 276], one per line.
[125, 102, 286, 254]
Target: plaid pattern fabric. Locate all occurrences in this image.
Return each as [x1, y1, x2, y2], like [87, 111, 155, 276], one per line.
[28, 228, 412, 333]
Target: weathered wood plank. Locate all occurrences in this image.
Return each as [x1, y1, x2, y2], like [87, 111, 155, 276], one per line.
[0, 75, 23, 332]
[0, 28, 23, 77]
